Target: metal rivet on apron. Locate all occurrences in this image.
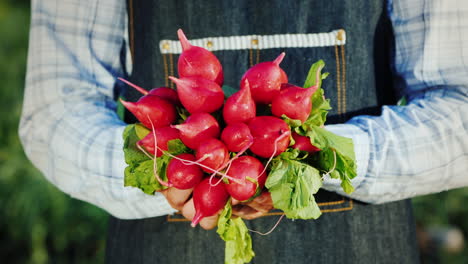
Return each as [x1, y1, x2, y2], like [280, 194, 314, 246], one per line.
[162, 42, 170, 51]
[336, 29, 345, 41]
[206, 40, 213, 48]
[251, 38, 259, 46]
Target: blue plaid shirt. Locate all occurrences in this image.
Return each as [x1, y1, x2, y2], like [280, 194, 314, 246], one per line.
[20, 0, 468, 219]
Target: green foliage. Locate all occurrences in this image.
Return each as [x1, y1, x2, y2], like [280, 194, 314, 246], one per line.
[217, 202, 255, 264]
[222, 84, 238, 98]
[122, 124, 190, 193]
[266, 149, 322, 219]
[412, 190, 468, 263]
[0, 2, 107, 263]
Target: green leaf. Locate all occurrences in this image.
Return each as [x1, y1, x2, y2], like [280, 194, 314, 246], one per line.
[302, 60, 332, 127]
[222, 85, 238, 98]
[312, 147, 356, 194]
[117, 96, 126, 121]
[122, 124, 134, 140]
[123, 157, 170, 194]
[303, 125, 357, 194]
[123, 124, 150, 166]
[306, 88, 332, 127]
[122, 124, 170, 194]
[321, 72, 330, 80]
[282, 115, 302, 128]
[266, 155, 322, 219]
[303, 125, 355, 160]
[303, 59, 325, 89]
[397, 96, 407, 106]
[167, 139, 190, 155]
[177, 106, 189, 121]
[217, 202, 255, 264]
[135, 124, 150, 139]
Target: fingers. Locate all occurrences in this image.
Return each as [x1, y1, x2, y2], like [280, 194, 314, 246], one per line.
[232, 204, 266, 220]
[231, 198, 241, 206]
[199, 214, 219, 230]
[231, 192, 274, 220]
[181, 198, 219, 230]
[161, 187, 193, 211]
[245, 192, 273, 213]
[163, 189, 273, 226]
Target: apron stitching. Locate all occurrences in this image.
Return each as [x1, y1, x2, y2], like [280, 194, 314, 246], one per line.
[166, 198, 353, 222]
[162, 53, 169, 87]
[335, 43, 342, 115]
[341, 42, 347, 116]
[169, 53, 175, 89]
[321, 199, 353, 213]
[318, 197, 345, 206]
[256, 47, 260, 64]
[250, 37, 259, 67]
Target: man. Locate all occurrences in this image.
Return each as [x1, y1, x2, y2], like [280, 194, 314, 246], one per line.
[20, 0, 468, 263]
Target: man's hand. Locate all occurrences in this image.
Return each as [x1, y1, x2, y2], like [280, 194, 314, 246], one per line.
[160, 187, 192, 211]
[160, 187, 219, 230]
[231, 191, 274, 220]
[161, 188, 274, 228]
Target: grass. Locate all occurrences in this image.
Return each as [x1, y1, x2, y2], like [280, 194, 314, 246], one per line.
[0, 1, 108, 263]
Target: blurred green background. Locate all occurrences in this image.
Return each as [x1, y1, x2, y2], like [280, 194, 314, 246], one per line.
[0, 1, 466, 263]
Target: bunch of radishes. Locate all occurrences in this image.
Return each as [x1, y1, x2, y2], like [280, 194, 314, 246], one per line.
[120, 29, 322, 227]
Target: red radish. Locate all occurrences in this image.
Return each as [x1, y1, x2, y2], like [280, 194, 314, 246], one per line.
[248, 116, 291, 158]
[148, 87, 180, 106]
[118, 77, 180, 106]
[292, 132, 321, 153]
[171, 113, 220, 149]
[224, 156, 267, 201]
[196, 138, 229, 173]
[137, 127, 180, 157]
[169, 76, 224, 114]
[191, 178, 230, 227]
[120, 96, 176, 129]
[223, 80, 256, 125]
[240, 52, 288, 104]
[166, 153, 204, 189]
[221, 123, 253, 153]
[271, 83, 318, 122]
[177, 29, 224, 86]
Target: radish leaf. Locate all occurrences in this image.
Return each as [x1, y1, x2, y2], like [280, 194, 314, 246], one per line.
[167, 139, 190, 155]
[217, 202, 254, 264]
[306, 88, 331, 127]
[303, 60, 331, 127]
[124, 156, 170, 194]
[123, 124, 150, 166]
[304, 125, 357, 194]
[122, 124, 171, 193]
[303, 60, 325, 89]
[222, 85, 238, 98]
[266, 150, 322, 219]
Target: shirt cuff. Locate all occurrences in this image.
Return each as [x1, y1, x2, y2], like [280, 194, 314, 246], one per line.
[321, 124, 370, 194]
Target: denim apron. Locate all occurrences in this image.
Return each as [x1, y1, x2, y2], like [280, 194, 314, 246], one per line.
[106, 0, 419, 263]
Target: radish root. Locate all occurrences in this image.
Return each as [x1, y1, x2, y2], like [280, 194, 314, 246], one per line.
[148, 116, 172, 187]
[207, 139, 254, 187]
[248, 213, 285, 236]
